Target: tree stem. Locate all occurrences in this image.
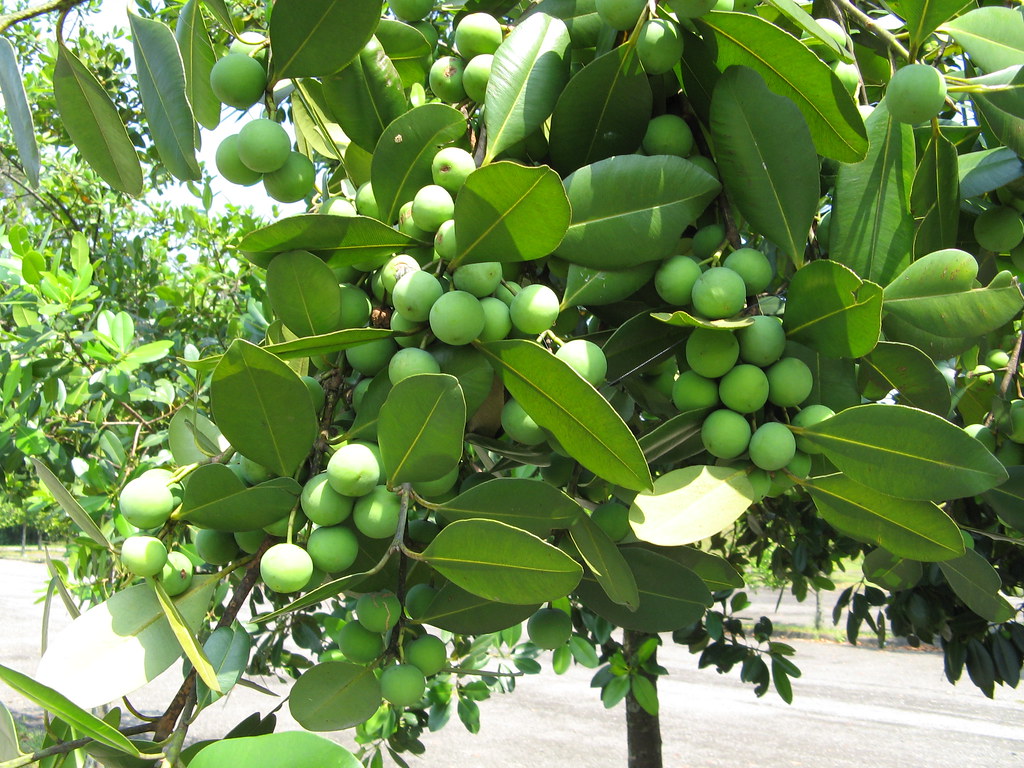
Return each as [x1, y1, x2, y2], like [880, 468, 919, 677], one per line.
[623, 629, 662, 768]
[0, 0, 88, 35]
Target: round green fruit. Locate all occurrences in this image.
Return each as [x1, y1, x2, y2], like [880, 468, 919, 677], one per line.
[260, 543, 313, 594]
[337, 620, 384, 663]
[637, 19, 683, 75]
[501, 398, 547, 445]
[215, 135, 263, 186]
[321, 197, 357, 216]
[263, 151, 315, 203]
[357, 591, 402, 633]
[692, 223, 725, 259]
[159, 551, 194, 597]
[404, 583, 438, 620]
[718, 364, 769, 413]
[555, 339, 607, 386]
[455, 13, 503, 59]
[412, 184, 455, 232]
[886, 64, 946, 125]
[509, 283, 560, 334]
[263, 509, 307, 538]
[723, 248, 773, 294]
[119, 476, 175, 529]
[642, 114, 693, 157]
[655, 254, 702, 306]
[464, 54, 493, 103]
[700, 409, 752, 460]
[527, 608, 572, 649]
[791, 404, 834, 454]
[306, 525, 359, 573]
[964, 423, 998, 452]
[685, 327, 740, 378]
[595, 0, 646, 30]
[327, 443, 382, 497]
[234, 529, 266, 554]
[429, 56, 467, 102]
[737, 316, 786, 367]
[832, 60, 860, 96]
[302, 375, 326, 412]
[380, 664, 427, 707]
[120, 535, 168, 577]
[672, 370, 719, 412]
[237, 118, 291, 173]
[434, 219, 457, 260]
[339, 283, 373, 328]
[766, 357, 814, 407]
[974, 206, 1024, 253]
[453, 261, 502, 297]
[479, 299, 514, 341]
[668, 0, 716, 17]
[432, 147, 476, 192]
[404, 634, 447, 676]
[353, 485, 401, 538]
[209, 53, 266, 110]
[194, 528, 239, 566]
[390, 0, 433, 21]
[690, 267, 747, 319]
[393, 270, 443, 322]
[389, 346, 441, 384]
[429, 290, 485, 345]
[590, 501, 631, 542]
[347, 338, 398, 375]
[748, 422, 797, 471]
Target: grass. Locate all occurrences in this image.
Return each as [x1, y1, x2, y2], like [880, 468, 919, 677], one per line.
[0, 544, 66, 563]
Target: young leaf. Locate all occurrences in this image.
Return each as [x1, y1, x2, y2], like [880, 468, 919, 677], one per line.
[290, 661, 384, 732]
[630, 675, 660, 716]
[195, 625, 251, 707]
[30, 458, 112, 551]
[175, 0, 221, 130]
[939, 549, 1016, 622]
[569, 513, 639, 609]
[269, 0, 379, 79]
[0, 39, 40, 186]
[150, 578, 222, 695]
[435, 478, 583, 535]
[189, 731, 361, 768]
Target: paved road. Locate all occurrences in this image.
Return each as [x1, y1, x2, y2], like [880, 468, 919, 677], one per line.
[2, 560, 1022, 767]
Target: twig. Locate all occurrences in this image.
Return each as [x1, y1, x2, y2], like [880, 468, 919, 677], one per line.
[0, 723, 154, 768]
[831, 0, 911, 62]
[0, 0, 88, 35]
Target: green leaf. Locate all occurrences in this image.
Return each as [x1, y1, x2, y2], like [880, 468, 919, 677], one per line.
[652, 545, 745, 592]
[938, 549, 1016, 622]
[911, 129, 959, 258]
[196, 625, 251, 706]
[476, 339, 652, 491]
[561, 262, 658, 309]
[556, 154, 721, 269]
[982, 464, 1024, 531]
[857, 341, 952, 416]
[547, 44, 651, 175]
[796, 403, 1008, 501]
[653, 310, 755, 331]
[862, 548, 924, 591]
[35, 572, 218, 708]
[239, 214, 415, 268]
[568, 513, 639, 609]
[805, 473, 965, 561]
[943, 7, 1024, 73]
[419, 582, 538, 634]
[211, 340, 318, 477]
[0, 701, 22, 760]
[289, 661, 382, 731]
[175, 464, 301, 531]
[630, 675, 659, 716]
[639, 412, 707, 465]
[378, 373, 466, 485]
[150, 578, 221, 695]
[432, 344, 494, 419]
[629, 465, 755, 547]
[129, 12, 201, 182]
[959, 147, 1024, 199]
[420, 519, 583, 604]
[451, 161, 570, 268]
[764, 0, 849, 61]
[168, 405, 226, 464]
[251, 571, 374, 624]
[375, 19, 432, 89]
[829, 99, 915, 286]
[525, 0, 603, 47]
[189, 731, 360, 768]
[269, 0, 379, 79]
[574, 547, 712, 632]
[371, 103, 467, 223]
[31, 458, 112, 551]
[322, 40, 407, 153]
[710, 66, 818, 265]
[175, 0, 221, 130]
[603, 311, 689, 382]
[698, 11, 867, 162]
[266, 250, 343, 337]
[783, 260, 882, 358]
[436, 478, 583, 535]
[0, 663, 140, 756]
[893, 0, 974, 57]
[483, 12, 571, 163]
[200, 0, 235, 34]
[0, 39, 40, 187]
[971, 65, 1024, 157]
[53, 42, 142, 195]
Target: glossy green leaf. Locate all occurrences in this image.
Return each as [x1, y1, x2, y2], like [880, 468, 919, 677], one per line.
[269, 0, 379, 79]
[419, 582, 538, 634]
[561, 262, 658, 309]
[982, 464, 1024, 531]
[958, 147, 1024, 199]
[525, 0, 603, 48]
[783, 259, 882, 358]
[35, 572, 218, 709]
[653, 310, 755, 330]
[943, 7, 1024, 73]
[971, 65, 1024, 157]
[451, 162, 570, 268]
[0, 663, 139, 756]
[200, 0, 235, 33]
[420, 519, 583, 604]
[346, 370, 392, 442]
[175, 0, 220, 130]
[436, 478, 583, 535]
[371, 103, 467, 223]
[569, 513, 638, 609]
[796, 403, 1008, 501]
[629, 465, 755, 547]
[477, 339, 652, 491]
[196, 625, 251, 706]
[806, 473, 964, 561]
[829, 99, 915, 286]
[894, 0, 974, 57]
[710, 65, 818, 265]
[252, 571, 373, 624]
[189, 731, 360, 768]
[150, 578, 221, 695]
[31, 458, 111, 551]
[266, 250, 343, 337]
[378, 373, 466, 484]
[0, 39, 40, 187]
[556, 154, 721, 269]
[289, 661, 381, 731]
[653, 545, 745, 592]
[211, 340, 318, 477]
[167, 406, 226, 463]
[603, 311, 689, 382]
[483, 12, 571, 163]
[292, 79, 344, 161]
[322, 40, 407, 152]
[432, 344, 494, 419]
[375, 19, 431, 88]
[0, 701, 21, 760]
[764, 0, 849, 60]
[638, 412, 706, 465]
[857, 341, 951, 415]
[911, 129, 959, 257]
[938, 548, 1016, 622]
[190, 328, 398, 373]
[129, 12, 201, 182]
[574, 547, 712, 632]
[698, 11, 867, 162]
[547, 44, 651, 175]
[862, 547, 924, 591]
[175, 464, 300, 531]
[53, 42, 142, 195]
[239, 214, 415, 268]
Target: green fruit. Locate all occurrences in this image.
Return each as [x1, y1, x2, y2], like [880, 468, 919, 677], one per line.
[260, 543, 313, 593]
[455, 13, 503, 58]
[590, 501, 631, 542]
[690, 267, 747, 319]
[393, 270, 444, 322]
[723, 248, 773, 294]
[404, 634, 447, 676]
[502, 398, 547, 445]
[429, 56, 467, 102]
[974, 206, 1024, 253]
[527, 608, 572, 649]
[986, 349, 1011, 369]
[380, 664, 427, 707]
[209, 53, 266, 110]
[339, 283, 373, 328]
[347, 338, 398, 375]
[737, 316, 786, 367]
[832, 60, 860, 96]
[238, 455, 274, 485]
[479, 296, 513, 341]
[412, 20, 439, 49]
[668, 0, 716, 17]
[337, 621, 385, 663]
[389, 346, 441, 384]
[791, 404, 835, 453]
[1009, 399, 1024, 444]
[689, 155, 719, 180]
[964, 423, 998, 452]
[321, 197, 357, 216]
[302, 375, 326, 412]
[453, 262, 502, 297]
[355, 182, 379, 217]
[701, 409, 751, 459]
[685, 327, 739, 378]
[655, 254, 702, 306]
[357, 591, 402, 633]
[748, 422, 797, 471]
[766, 357, 814, 407]
[692, 223, 725, 259]
[404, 583, 438, 620]
[434, 219, 457, 260]
[510, 283, 560, 334]
[718, 364, 769, 413]
[263, 509, 307, 538]
[120, 535, 168, 577]
[353, 485, 401, 538]
[389, 0, 433, 22]
[642, 114, 693, 157]
[411, 184, 455, 232]
[555, 339, 607, 385]
[237, 118, 291, 173]
[159, 551, 194, 596]
[464, 54, 493, 102]
[306, 525, 359, 574]
[595, 0, 646, 30]
[886, 64, 946, 124]
[263, 151, 315, 203]
[194, 529, 239, 566]
[119, 476, 175, 529]
[429, 290, 485, 345]
[636, 19, 683, 75]
[432, 147, 476, 192]
[672, 370, 719, 412]
[215, 135, 263, 186]
[327, 443, 382, 497]
[391, 311, 427, 348]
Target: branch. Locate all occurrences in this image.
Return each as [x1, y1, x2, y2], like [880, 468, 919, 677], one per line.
[0, 0, 89, 35]
[831, 0, 911, 62]
[0, 724, 154, 768]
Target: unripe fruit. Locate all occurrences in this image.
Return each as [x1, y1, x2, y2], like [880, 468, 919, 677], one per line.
[429, 56, 467, 102]
[353, 485, 401, 538]
[595, 0, 646, 30]
[347, 337, 398, 375]
[411, 184, 455, 232]
[555, 339, 607, 386]
[380, 254, 420, 295]
[502, 398, 547, 445]
[718, 364, 770, 413]
[510, 284, 560, 334]
[238, 455, 273, 485]
[194, 529, 239, 566]
[356, 591, 402, 633]
[590, 501, 631, 542]
[337, 621, 385, 663]
[380, 664, 427, 707]
[464, 54, 493, 102]
[672, 370, 719, 412]
[453, 262, 502, 297]
[964, 423, 997, 452]
[974, 206, 1024, 253]
[723, 248, 773, 294]
[479, 296, 513, 341]
[209, 54, 266, 110]
[159, 551, 194, 596]
[263, 509, 307, 538]
[119, 476, 175, 529]
[234, 529, 265, 554]
[766, 357, 814, 407]
[669, 0, 716, 17]
[339, 283, 373, 328]
[637, 19, 683, 75]
[404, 634, 447, 676]
[306, 525, 359, 573]
[832, 60, 860, 96]
[389, 0, 433, 22]
[791, 404, 835, 454]
[434, 219, 457, 260]
[405, 583, 438, 619]
[215, 135, 263, 186]
[690, 267, 747, 319]
[237, 119, 291, 173]
[455, 13, 503, 58]
[429, 290, 486, 345]
[685, 328, 740, 378]
[327, 443, 382, 497]
[432, 147, 476, 192]
[527, 608, 572, 649]
[393, 270, 444, 322]
[748, 422, 797, 471]
[120, 535, 167, 577]
[655, 254, 702, 305]
[389, 346, 441, 384]
[260, 543, 313, 593]
[302, 375, 326, 412]
[642, 114, 693, 157]
[263, 151, 315, 203]
[886, 64, 946, 124]
[737, 316, 786, 367]
[321, 197, 357, 216]
[692, 223, 725, 259]
[700, 409, 752, 459]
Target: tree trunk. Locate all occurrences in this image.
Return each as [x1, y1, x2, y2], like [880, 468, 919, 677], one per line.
[623, 629, 662, 768]
[20, 522, 27, 556]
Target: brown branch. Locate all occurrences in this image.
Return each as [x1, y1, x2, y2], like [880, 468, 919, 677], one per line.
[0, 0, 87, 35]
[1, 723, 154, 768]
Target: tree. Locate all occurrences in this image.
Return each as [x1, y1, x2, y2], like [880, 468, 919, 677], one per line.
[1, 0, 1023, 767]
